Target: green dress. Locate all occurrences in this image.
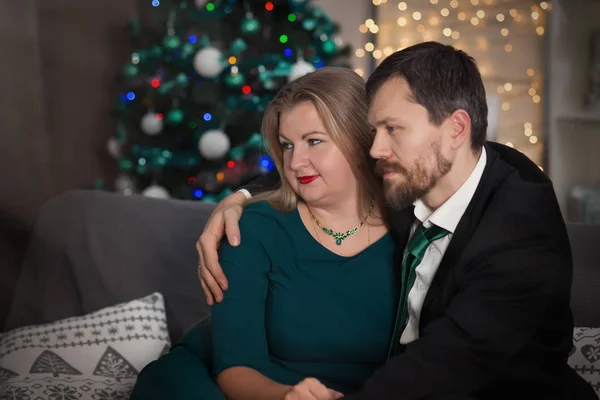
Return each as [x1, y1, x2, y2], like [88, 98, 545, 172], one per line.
[211, 201, 397, 394]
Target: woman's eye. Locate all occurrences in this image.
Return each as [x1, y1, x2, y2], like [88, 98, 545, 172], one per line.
[280, 142, 293, 150]
[308, 139, 322, 146]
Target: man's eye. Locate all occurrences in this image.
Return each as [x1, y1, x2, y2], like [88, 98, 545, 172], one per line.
[387, 126, 396, 134]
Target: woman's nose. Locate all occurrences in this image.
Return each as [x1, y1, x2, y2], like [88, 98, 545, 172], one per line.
[290, 147, 308, 170]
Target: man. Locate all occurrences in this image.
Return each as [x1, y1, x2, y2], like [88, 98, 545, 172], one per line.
[196, 42, 595, 399]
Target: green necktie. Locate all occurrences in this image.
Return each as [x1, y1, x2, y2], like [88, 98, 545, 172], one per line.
[388, 222, 450, 358]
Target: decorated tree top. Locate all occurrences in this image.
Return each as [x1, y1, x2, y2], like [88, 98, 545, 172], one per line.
[108, 0, 351, 202]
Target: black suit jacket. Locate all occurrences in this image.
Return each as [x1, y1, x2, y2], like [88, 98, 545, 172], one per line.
[242, 142, 596, 400]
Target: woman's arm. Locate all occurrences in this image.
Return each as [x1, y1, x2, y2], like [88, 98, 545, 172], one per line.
[216, 367, 291, 400]
[211, 209, 303, 400]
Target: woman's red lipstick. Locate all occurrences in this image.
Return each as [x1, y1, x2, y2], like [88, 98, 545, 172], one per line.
[298, 175, 319, 184]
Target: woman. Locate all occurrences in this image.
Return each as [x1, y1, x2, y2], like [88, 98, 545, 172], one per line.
[132, 67, 397, 399]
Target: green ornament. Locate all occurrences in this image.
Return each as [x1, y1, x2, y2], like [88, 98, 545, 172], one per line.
[158, 81, 176, 94]
[303, 19, 317, 30]
[224, 73, 245, 88]
[263, 79, 276, 90]
[176, 73, 189, 86]
[230, 38, 248, 55]
[120, 159, 134, 172]
[229, 146, 245, 160]
[164, 35, 182, 50]
[166, 108, 185, 125]
[322, 39, 336, 54]
[123, 63, 139, 78]
[155, 156, 168, 167]
[241, 14, 261, 35]
[246, 132, 264, 148]
[181, 43, 195, 58]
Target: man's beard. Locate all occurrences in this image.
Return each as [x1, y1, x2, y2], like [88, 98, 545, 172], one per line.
[375, 141, 452, 210]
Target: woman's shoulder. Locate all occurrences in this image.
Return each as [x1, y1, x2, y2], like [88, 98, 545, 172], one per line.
[238, 200, 296, 235]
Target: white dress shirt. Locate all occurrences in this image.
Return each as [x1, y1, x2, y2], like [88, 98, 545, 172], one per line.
[399, 148, 487, 344]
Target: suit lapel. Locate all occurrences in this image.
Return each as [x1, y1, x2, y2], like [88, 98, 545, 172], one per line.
[420, 144, 513, 324]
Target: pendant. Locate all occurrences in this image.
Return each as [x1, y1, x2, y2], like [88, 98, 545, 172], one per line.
[334, 234, 345, 245]
[321, 227, 358, 246]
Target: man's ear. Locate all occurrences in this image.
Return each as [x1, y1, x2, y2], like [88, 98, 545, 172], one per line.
[449, 109, 471, 150]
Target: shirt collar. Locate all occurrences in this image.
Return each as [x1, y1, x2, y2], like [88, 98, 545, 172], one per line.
[413, 147, 487, 234]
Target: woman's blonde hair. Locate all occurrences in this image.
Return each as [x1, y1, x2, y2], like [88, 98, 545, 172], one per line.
[252, 66, 385, 220]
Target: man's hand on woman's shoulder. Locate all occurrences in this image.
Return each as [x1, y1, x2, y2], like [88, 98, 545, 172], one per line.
[196, 191, 247, 304]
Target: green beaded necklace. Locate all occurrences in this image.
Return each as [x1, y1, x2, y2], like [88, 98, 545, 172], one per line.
[308, 200, 375, 246]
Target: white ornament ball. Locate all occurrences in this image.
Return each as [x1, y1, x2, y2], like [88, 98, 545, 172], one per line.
[140, 112, 164, 136]
[106, 137, 121, 159]
[193, 46, 225, 78]
[288, 59, 316, 82]
[142, 184, 171, 199]
[199, 129, 231, 160]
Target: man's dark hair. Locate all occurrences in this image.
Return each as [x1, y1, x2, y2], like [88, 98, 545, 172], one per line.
[366, 41, 488, 151]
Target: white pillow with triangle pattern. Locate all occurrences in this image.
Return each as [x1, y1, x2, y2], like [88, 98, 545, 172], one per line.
[0, 292, 170, 399]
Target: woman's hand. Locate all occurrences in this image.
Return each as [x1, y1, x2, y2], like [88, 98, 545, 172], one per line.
[196, 191, 246, 304]
[283, 378, 343, 400]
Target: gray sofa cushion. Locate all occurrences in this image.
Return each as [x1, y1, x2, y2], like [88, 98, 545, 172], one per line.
[3, 190, 215, 344]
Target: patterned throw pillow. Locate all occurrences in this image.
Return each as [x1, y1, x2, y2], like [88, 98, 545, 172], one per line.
[568, 327, 600, 396]
[0, 292, 170, 399]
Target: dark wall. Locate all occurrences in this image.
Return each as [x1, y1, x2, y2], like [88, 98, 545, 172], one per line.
[0, 0, 141, 226]
[0, 0, 143, 325]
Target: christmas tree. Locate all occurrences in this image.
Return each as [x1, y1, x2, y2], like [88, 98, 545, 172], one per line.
[106, 0, 351, 202]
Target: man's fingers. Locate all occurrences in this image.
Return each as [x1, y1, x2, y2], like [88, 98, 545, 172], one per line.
[199, 264, 224, 302]
[306, 379, 333, 399]
[293, 384, 316, 399]
[223, 206, 242, 247]
[199, 276, 214, 306]
[199, 231, 229, 290]
[196, 239, 214, 305]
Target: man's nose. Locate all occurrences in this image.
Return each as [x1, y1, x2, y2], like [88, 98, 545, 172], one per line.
[370, 130, 392, 160]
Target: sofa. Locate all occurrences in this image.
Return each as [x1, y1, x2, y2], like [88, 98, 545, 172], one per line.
[1, 190, 599, 397]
